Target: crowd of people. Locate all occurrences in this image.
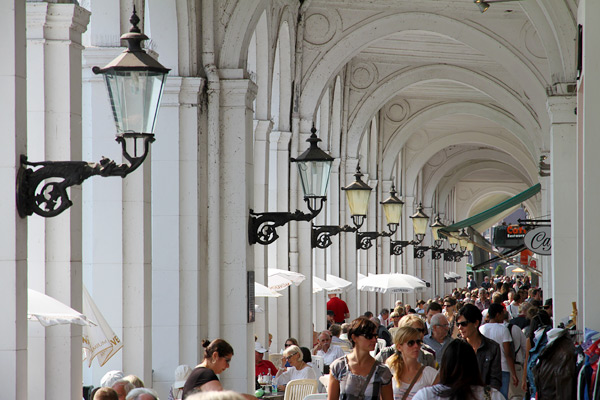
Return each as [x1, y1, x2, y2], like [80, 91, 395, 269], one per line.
[88, 274, 576, 400]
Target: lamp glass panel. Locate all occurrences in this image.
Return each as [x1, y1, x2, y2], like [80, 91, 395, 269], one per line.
[432, 226, 442, 241]
[459, 236, 468, 249]
[448, 235, 459, 245]
[296, 159, 332, 198]
[467, 242, 474, 251]
[412, 217, 429, 235]
[104, 70, 167, 134]
[382, 202, 402, 226]
[345, 189, 371, 217]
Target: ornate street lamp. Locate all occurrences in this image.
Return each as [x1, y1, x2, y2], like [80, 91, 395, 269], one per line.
[355, 183, 403, 250]
[390, 203, 430, 256]
[430, 215, 447, 260]
[342, 164, 372, 229]
[16, 8, 169, 218]
[248, 125, 334, 245]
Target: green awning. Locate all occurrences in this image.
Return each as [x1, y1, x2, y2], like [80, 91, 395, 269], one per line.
[440, 183, 541, 233]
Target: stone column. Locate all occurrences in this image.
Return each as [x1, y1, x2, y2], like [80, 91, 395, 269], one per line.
[580, 3, 600, 331]
[548, 93, 577, 326]
[254, 119, 273, 346]
[219, 72, 257, 393]
[0, 1, 27, 398]
[26, 4, 89, 400]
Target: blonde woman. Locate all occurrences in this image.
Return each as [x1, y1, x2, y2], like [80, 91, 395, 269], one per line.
[386, 327, 437, 400]
[274, 344, 317, 391]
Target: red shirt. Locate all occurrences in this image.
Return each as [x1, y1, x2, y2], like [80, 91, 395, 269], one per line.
[327, 296, 349, 323]
[255, 359, 277, 377]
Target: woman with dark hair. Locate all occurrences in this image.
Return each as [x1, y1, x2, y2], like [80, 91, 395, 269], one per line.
[328, 317, 393, 400]
[412, 339, 504, 400]
[182, 339, 234, 399]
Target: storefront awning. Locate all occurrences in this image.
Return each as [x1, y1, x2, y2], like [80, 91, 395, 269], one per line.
[440, 183, 541, 233]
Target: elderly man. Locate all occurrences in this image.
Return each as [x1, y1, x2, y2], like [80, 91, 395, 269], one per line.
[312, 330, 345, 368]
[112, 379, 135, 400]
[93, 388, 118, 400]
[378, 308, 390, 327]
[255, 341, 277, 377]
[125, 388, 159, 400]
[423, 313, 452, 364]
[475, 288, 491, 311]
[425, 301, 442, 331]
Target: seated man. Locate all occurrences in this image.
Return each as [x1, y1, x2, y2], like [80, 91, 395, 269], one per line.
[312, 330, 344, 373]
[254, 341, 277, 377]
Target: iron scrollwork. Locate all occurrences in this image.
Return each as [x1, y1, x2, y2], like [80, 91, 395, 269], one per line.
[16, 133, 154, 218]
[414, 246, 429, 259]
[312, 224, 357, 249]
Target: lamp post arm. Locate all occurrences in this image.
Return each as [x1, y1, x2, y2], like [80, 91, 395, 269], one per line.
[16, 133, 154, 218]
[249, 206, 323, 246]
[312, 224, 357, 249]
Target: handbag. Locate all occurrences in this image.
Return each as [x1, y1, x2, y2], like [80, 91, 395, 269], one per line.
[401, 365, 425, 400]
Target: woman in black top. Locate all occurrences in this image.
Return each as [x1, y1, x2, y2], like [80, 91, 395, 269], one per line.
[182, 339, 234, 399]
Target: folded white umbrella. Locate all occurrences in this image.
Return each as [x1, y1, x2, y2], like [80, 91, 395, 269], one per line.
[268, 274, 294, 291]
[255, 282, 283, 297]
[268, 268, 306, 285]
[82, 286, 123, 367]
[313, 276, 342, 293]
[446, 271, 462, 279]
[358, 273, 427, 294]
[28, 288, 90, 327]
[326, 274, 353, 292]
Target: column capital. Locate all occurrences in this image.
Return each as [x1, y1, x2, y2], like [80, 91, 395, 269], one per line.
[271, 130, 292, 150]
[254, 120, 273, 142]
[546, 94, 576, 125]
[219, 78, 258, 108]
[27, 2, 90, 41]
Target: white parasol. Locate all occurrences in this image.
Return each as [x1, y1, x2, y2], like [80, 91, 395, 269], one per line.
[255, 282, 283, 297]
[357, 273, 427, 294]
[27, 288, 90, 327]
[326, 274, 353, 293]
[82, 286, 123, 367]
[267, 268, 306, 291]
[313, 276, 342, 293]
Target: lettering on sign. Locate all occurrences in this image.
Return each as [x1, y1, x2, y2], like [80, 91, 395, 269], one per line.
[524, 226, 551, 255]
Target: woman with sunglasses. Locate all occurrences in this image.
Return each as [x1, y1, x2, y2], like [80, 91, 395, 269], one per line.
[442, 297, 459, 339]
[274, 344, 317, 392]
[412, 339, 504, 400]
[386, 327, 437, 400]
[328, 317, 393, 400]
[182, 339, 234, 398]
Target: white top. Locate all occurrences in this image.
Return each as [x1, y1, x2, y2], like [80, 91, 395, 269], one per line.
[413, 384, 505, 400]
[316, 345, 345, 365]
[275, 365, 317, 386]
[479, 322, 512, 372]
[390, 366, 437, 400]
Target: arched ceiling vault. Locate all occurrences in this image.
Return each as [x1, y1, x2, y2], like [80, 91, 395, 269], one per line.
[346, 64, 546, 160]
[299, 11, 551, 122]
[382, 104, 538, 179]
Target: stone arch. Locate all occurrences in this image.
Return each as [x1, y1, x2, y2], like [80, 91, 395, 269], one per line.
[382, 103, 538, 179]
[458, 184, 540, 224]
[404, 133, 538, 198]
[347, 64, 546, 158]
[432, 160, 533, 209]
[218, 0, 266, 69]
[271, 19, 293, 132]
[299, 12, 548, 121]
[250, 10, 271, 120]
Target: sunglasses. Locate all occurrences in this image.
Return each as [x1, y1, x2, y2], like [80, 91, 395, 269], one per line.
[444, 304, 452, 307]
[284, 352, 298, 360]
[405, 339, 423, 347]
[284, 343, 293, 347]
[456, 320, 470, 327]
[543, 305, 551, 310]
[360, 332, 378, 340]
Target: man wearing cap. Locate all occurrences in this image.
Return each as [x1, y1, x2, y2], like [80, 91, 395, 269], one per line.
[255, 341, 277, 377]
[327, 293, 350, 324]
[168, 364, 191, 400]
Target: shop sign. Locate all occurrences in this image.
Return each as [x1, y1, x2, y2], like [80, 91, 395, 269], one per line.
[524, 226, 551, 255]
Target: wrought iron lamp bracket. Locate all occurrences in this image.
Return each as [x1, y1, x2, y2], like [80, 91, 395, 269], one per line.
[312, 224, 357, 249]
[356, 230, 394, 251]
[414, 246, 429, 259]
[16, 133, 154, 218]
[248, 197, 325, 246]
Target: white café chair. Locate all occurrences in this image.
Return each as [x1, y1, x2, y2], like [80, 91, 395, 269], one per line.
[304, 394, 327, 400]
[283, 379, 318, 400]
[269, 353, 283, 367]
[311, 355, 324, 374]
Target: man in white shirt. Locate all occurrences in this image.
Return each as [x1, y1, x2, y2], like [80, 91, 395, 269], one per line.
[312, 330, 345, 369]
[479, 303, 518, 400]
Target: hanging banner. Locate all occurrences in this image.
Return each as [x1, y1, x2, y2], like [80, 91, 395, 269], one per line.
[524, 226, 551, 255]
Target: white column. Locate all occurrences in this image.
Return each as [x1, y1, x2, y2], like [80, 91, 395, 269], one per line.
[178, 78, 205, 368]
[26, 4, 89, 400]
[254, 119, 273, 346]
[219, 73, 257, 393]
[548, 94, 577, 327]
[581, 2, 600, 331]
[0, 1, 27, 398]
[269, 130, 291, 350]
